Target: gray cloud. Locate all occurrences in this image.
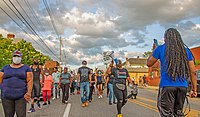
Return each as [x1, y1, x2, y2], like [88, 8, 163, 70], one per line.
[1, 0, 200, 66]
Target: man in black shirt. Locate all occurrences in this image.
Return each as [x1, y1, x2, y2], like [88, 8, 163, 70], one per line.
[77, 60, 91, 107]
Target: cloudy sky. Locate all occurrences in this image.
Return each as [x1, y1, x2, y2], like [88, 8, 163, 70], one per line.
[0, 0, 200, 68]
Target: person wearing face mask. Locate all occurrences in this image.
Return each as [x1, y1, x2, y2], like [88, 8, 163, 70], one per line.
[42, 69, 54, 105]
[96, 69, 104, 99]
[0, 50, 33, 117]
[107, 59, 134, 117]
[28, 58, 44, 113]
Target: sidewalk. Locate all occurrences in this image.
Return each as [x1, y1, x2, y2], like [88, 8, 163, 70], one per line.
[138, 86, 159, 90]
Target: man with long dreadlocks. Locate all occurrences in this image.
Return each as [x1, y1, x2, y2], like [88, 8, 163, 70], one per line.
[147, 28, 197, 117]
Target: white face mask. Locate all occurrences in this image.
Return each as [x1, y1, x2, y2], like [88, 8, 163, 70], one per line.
[45, 73, 49, 76]
[13, 57, 22, 64]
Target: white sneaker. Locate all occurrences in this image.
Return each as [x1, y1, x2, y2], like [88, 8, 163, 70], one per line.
[98, 95, 101, 99]
[52, 97, 55, 100]
[100, 95, 103, 98]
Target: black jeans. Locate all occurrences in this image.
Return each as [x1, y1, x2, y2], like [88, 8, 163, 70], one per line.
[113, 83, 127, 114]
[61, 83, 70, 103]
[70, 82, 74, 94]
[2, 98, 26, 117]
[157, 87, 187, 117]
[89, 85, 94, 101]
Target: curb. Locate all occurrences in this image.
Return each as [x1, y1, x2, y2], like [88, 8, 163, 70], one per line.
[138, 86, 159, 90]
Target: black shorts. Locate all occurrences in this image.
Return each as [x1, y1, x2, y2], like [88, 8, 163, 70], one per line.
[31, 81, 41, 98]
[96, 81, 102, 85]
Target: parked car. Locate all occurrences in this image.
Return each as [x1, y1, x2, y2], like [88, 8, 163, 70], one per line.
[196, 71, 200, 97]
[187, 70, 200, 97]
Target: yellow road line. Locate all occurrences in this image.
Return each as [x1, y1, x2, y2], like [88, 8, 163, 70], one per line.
[137, 97, 157, 103]
[128, 99, 158, 112]
[138, 96, 200, 112]
[129, 97, 200, 117]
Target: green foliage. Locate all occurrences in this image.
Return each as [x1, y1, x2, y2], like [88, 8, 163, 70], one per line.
[195, 60, 200, 66]
[143, 51, 152, 57]
[0, 37, 51, 69]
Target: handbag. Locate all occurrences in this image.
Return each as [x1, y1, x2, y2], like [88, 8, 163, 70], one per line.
[115, 83, 126, 90]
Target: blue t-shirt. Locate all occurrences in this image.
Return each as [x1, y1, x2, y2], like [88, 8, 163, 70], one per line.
[152, 44, 193, 88]
[1, 64, 32, 100]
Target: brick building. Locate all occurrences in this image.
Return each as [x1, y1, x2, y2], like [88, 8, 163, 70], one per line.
[148, 45, 200, 86]
[190, 46, 200, 71]
[7, 34, 15, 39]
[190, 46, 200, 61]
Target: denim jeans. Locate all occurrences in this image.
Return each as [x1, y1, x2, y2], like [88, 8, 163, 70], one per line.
[2, 98, 26, 117]
[0, 87, 1, 99]
[80, 82, 90, 103]
[53, 83, 60, 98]
[108, 83, 116, 103]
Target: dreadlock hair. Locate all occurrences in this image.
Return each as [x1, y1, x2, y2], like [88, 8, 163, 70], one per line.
[164, 28, 190, 81]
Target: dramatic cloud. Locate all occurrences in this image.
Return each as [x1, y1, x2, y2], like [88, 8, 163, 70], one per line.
[0, 0, 200, 66]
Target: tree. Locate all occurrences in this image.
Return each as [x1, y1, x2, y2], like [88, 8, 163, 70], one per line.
[0, 38, 13, 68]
[0, 37, 51, 69]
[195, 60, 200, 66]
[143, 51, 152, 58]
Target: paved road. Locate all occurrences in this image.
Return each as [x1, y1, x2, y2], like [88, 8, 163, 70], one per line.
[0, 87, 200, 117]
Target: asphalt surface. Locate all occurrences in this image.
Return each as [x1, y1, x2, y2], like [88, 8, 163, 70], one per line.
[0, 87, 200, 117]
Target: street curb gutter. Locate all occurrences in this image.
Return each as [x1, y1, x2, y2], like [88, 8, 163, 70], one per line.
[138, 86, 159, 90]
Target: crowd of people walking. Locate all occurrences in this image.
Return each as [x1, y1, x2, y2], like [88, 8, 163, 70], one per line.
[0, 28, 198, 117]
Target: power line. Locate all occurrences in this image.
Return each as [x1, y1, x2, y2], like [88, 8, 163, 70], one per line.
[23, 0, 49, 36]
[55, 0, 68, 65]
[15, 0, 44, 38]
[8, 0, 48, 47]
[8, 0, 59, 59]
[1, 0, 59, 60]
[43, 0, 59, 37]
[43, 0, 68, 65]
[0, 6, 57, 59]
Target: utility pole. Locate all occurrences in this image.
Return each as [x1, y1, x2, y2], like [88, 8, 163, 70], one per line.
[59, 36, 62, 65]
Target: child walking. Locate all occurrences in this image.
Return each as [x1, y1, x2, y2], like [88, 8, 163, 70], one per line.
[42, 69, 54, 105]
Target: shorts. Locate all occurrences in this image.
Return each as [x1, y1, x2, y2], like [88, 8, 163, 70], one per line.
[96, 81, 102, 85]
[31, 81, 41, 98]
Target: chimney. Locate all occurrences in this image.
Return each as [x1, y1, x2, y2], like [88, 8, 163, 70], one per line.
[7, 34, 15, 39]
